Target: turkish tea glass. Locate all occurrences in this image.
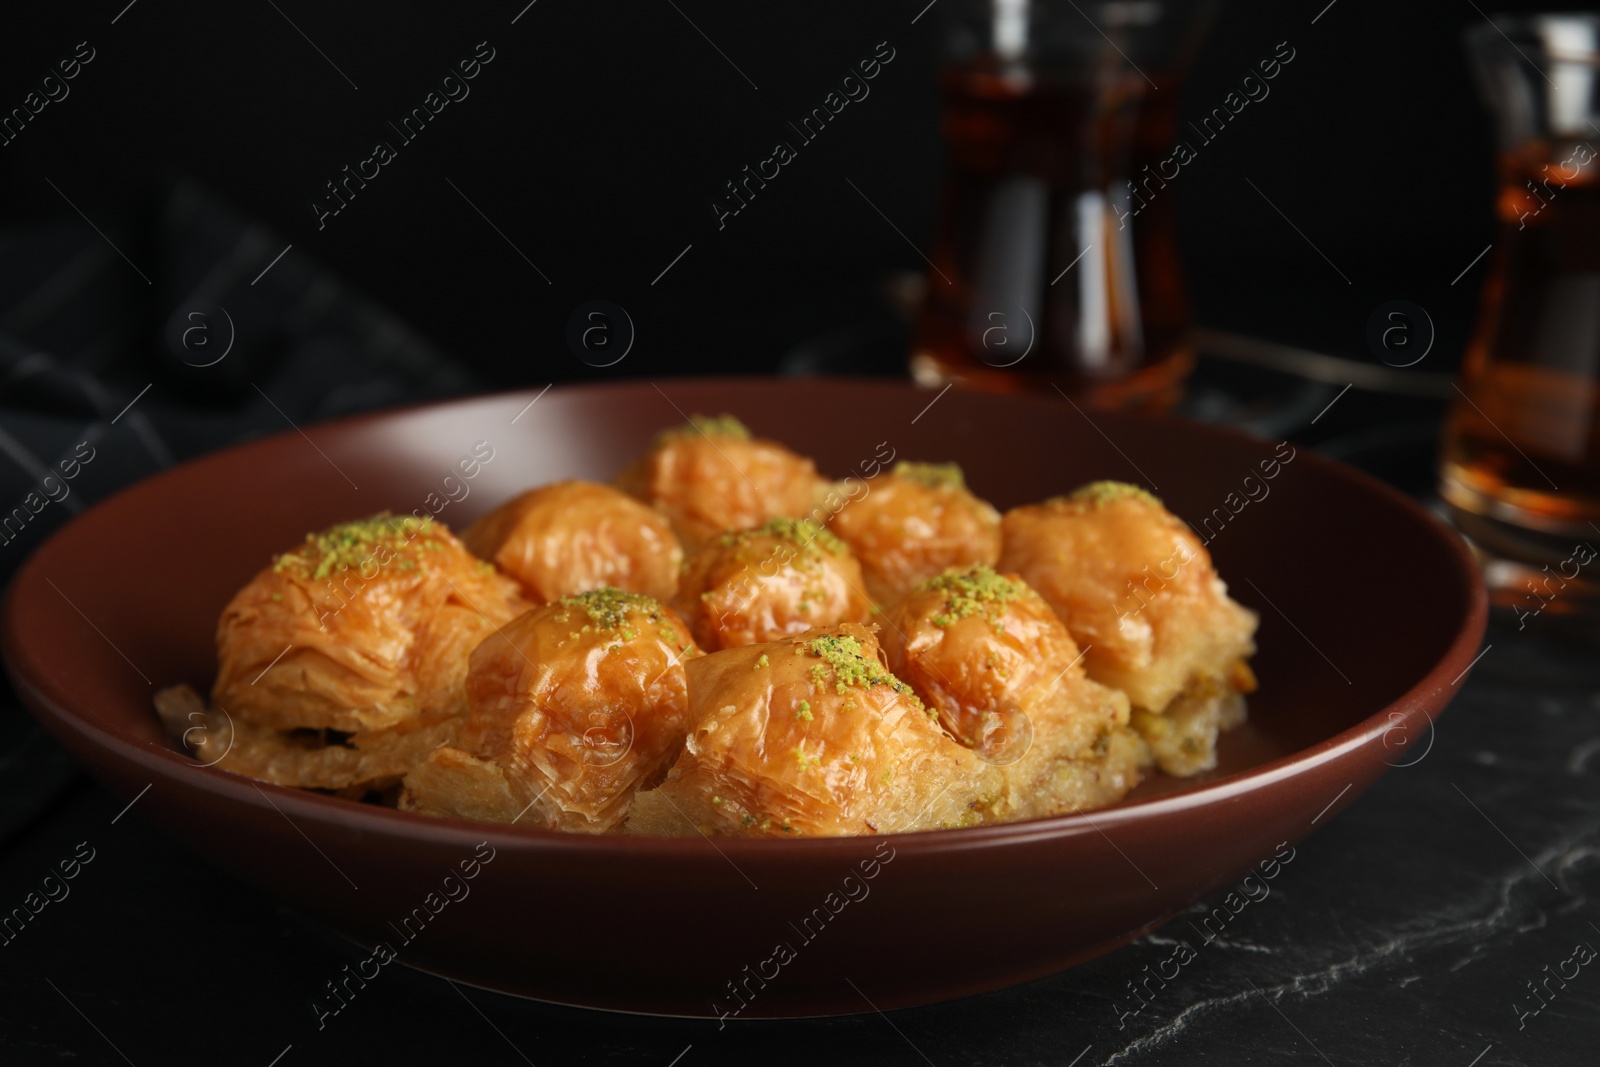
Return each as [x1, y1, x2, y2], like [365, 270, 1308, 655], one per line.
[1441, 14, 1600, 626]
[909, 0, 1216, 411]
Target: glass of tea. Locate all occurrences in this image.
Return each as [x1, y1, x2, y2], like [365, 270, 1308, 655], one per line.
[909, 0, 1217, 411]
[1440, 13, 1600, 625]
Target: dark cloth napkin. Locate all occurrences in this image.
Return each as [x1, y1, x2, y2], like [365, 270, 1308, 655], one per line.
[0, 177, 474, 842]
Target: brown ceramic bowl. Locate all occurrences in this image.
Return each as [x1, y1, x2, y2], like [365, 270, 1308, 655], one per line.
[1, 378, 1485, 1018]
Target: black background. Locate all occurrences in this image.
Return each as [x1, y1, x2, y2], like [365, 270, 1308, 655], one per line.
[0, 0, 1587, 387]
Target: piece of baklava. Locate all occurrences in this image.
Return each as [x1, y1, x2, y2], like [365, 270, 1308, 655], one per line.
[400, 588, 699, 833]
[673, 517, 873, 651]
[615, 414, 826, 551]
[999, 482, 1258, 776]
[629, 623, 1000, 837]
[880, 566, 1147, 818]
[462, 479, 682, 603]
[156, 514, 530, 792]
[828, 462, 1001, 606]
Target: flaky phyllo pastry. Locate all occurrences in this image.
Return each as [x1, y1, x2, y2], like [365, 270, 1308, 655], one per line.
[155, 515, 529, 793]
[828, 461, 1002, 606]
[1000, 483, 1258, 776]
[881, 567, 1147, 819]
[462, 479, 682, 604]
[673, 518, 872, 651]
[400, 588, 698, 832]
[614, 414, 827, 551]
[158, 414, 1260, 835]
[628, 624, 998, 837]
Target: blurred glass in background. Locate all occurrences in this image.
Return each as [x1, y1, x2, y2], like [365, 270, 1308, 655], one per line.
[1443, 13, 1600, 625]
[910, 0, 1217, 411]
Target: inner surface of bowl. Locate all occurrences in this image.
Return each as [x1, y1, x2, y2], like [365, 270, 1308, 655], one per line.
[1, 378, 1484, 1015]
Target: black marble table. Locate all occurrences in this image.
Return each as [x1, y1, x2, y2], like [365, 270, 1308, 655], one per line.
[1, 595, 1595, 1067]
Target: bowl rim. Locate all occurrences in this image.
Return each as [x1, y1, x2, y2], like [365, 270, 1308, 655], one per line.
[2, 376, 1489, 859]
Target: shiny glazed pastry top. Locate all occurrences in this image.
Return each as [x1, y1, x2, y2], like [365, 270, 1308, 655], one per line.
[881, 566, 1146, 819]
[402, 587, 700, 832]
[999, 482, 1257, 714]
[212, 514, 530, 735]
[673, 517, 873, 651]
[633, 623, 999, 837]
[462, 479, 682, 604]
[614, 414, 826, 551]
[828, 461, 1002, 606]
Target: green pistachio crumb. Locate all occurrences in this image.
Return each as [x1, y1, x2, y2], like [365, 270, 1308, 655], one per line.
[558, 587, 659, 630]
[796, 700, 813, 721]
[271, 513, 439, 581]
[919, 565, 1030, 627]
[893, 461, 965, 489]
[716, 516, 847, 558]
[804, 631, 923, 708]
[1060, 480, 1162, 509]
[658, 413, 751, 443]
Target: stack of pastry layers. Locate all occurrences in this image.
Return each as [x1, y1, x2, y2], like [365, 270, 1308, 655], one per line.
[157, 416, 1257, 837]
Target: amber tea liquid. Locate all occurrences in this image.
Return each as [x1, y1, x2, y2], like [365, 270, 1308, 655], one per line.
[910, 64, 1192, 411]
[1441, 144, 1600, 563]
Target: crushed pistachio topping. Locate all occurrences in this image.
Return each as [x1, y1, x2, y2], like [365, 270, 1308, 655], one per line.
[558, 587, 660, 630]
[919, 565, 1030, 628]
[272, 513, 437, 581]
[796, 700, 813, 721]
[793, 746, 818, 772]
[718, 516, 847, 557]
[893, 461, 965, 490]
[755, 654, 769, 670]
[658, 413, 751, 443]
[804, 632, 922, 706]
[1059, 480, 1162, 509]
